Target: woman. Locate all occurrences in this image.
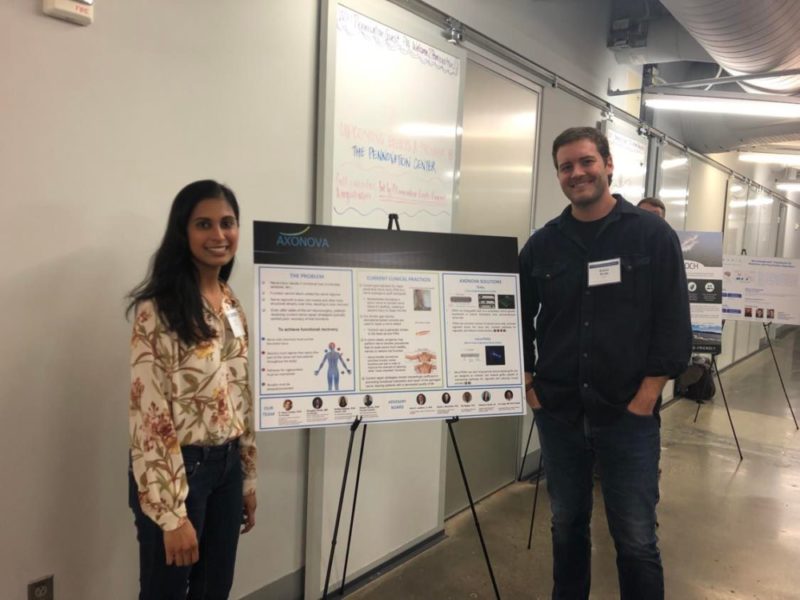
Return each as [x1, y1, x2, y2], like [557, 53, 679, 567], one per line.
[127, 180, 257, 599]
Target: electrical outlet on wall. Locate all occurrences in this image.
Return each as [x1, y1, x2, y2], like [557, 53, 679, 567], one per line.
[28, 575, 54, 600]
[43, 0, 94, 26]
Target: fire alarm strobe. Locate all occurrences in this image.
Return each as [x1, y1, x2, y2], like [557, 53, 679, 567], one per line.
[43, 0, 94, 26]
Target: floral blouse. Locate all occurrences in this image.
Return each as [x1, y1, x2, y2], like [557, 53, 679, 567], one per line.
[129, 284, 257, 531]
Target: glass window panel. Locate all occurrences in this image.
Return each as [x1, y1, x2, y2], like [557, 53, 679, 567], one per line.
[658, 143, 689, 230]
[742, 185, 762, 254]
[723, 180, 747, 255]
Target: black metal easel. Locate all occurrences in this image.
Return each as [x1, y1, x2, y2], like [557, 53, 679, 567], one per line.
[517, 395, 552, 554]
[710, 355, 744, 461]
[325, 214, 503, 598]
[762, 322, 799, 430]
[447, 417, 502, 599]
[518, 412, 545, 550]
[323, 416, 363, 599]
[330, 214, 404, 596]
[338, 422, 367, 596]
[689, 318, 743, 461]
[517, 413, 536, 481]
[526, 451, 544, 550]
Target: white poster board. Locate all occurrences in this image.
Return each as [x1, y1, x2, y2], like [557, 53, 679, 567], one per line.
[327, 4, 463, 231]
[254, 222, 525, 430]
[678, 231, 723, 353]
[722, 254, 800, 326]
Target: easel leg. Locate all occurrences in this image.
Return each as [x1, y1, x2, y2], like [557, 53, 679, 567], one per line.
[446, 417, 502, 600]
[763, 324, 799, 430]
[526, 451, 544, 550]
[693, 400, 702, 424]
[339, 424, 368, 596]
[323, 417, 362, 599]
[712, 357, 744, 461]
[517, 414, 536, 481]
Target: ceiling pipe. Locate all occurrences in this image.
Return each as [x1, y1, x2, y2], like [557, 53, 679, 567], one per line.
[658, 0, 800, 94]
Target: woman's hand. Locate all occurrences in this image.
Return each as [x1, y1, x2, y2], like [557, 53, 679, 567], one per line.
[242, 492, 257, 534]
[164, 520, 199, 566]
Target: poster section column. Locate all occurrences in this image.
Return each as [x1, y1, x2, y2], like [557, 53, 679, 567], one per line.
[678, 231, 723, 354]
[254, 223, 525, 430]
[329, 5, 462, 231]
[722, 255, 800, 326]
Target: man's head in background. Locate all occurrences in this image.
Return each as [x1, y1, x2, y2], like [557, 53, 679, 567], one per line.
[637, 197, 666, 219]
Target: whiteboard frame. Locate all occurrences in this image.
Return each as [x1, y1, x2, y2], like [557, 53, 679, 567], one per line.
[316, 0, 468, 229]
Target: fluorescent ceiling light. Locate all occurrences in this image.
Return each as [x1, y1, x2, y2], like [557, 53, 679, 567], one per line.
[730, 184, 743, 193]
[661, 157, 688, 170]
[643, 89, 800, 119]
[776, 182, 800, 192]
[739, 153, 800, 166]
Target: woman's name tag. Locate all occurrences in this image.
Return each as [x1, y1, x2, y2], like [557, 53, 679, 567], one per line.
[224, 306, 245, 338]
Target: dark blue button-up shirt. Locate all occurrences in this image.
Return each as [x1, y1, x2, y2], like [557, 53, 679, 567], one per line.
[519, 195, 692, 423]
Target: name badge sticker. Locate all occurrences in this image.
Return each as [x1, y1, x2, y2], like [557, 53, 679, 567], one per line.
[587, 258, 621, 287]
[224, 306, 246, 338]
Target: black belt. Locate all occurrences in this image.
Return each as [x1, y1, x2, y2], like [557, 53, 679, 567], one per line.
[182, 437, 239, 461]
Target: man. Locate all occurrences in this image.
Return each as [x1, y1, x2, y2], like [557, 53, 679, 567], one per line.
[637, 196, 666, 219]
[519, 127, 691, 599]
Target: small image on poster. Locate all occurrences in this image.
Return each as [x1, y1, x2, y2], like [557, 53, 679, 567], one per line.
[678, 231, 723, 354]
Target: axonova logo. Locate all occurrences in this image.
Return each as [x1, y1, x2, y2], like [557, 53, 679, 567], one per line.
[276, 226, 330, 249]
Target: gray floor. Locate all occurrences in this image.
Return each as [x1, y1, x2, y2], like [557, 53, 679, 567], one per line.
[348, 328, 800, 599]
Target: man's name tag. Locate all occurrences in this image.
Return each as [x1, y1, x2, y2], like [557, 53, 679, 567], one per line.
[587, 258, 621, 287]
[224, 306, 246, 338]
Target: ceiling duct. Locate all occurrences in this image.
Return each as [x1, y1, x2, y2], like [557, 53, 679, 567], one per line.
[658, 0, 800, 94]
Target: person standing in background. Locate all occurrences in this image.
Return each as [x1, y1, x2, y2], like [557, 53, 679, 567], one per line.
[637, 196, 666, 219]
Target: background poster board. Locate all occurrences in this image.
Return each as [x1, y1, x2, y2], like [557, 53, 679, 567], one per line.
[254, 222, 525, 430]
[722, 255, 800, 326]
[327, 4, 462, 231]
[678, 230, 723, 353]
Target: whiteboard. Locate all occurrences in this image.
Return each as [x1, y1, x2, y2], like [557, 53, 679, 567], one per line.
[308, 2, 467, 597]
[322, 3, 465, 231]
[606, 121, 648, 202]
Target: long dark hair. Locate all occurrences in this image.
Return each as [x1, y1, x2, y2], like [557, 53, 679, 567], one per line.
[127, 180, 240, 345]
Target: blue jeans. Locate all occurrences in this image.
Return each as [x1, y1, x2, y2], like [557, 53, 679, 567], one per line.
[535, 408, 663, 600]
[129, 440, 244, 600]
